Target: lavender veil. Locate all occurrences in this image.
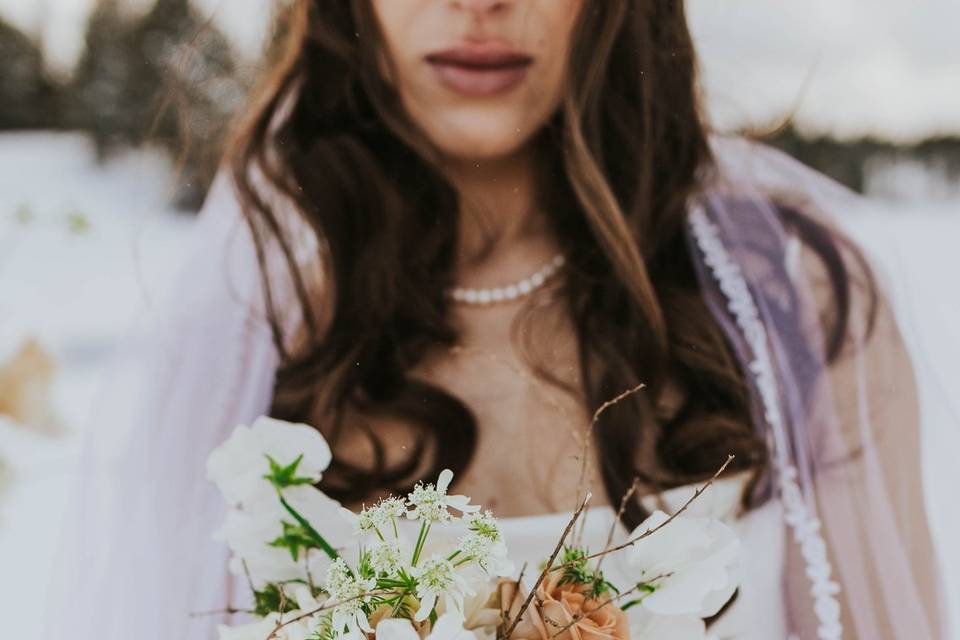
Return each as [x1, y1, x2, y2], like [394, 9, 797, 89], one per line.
[46, 137, 952, 639]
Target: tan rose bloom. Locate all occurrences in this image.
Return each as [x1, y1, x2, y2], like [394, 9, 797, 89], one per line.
[498, 572, 630, 640]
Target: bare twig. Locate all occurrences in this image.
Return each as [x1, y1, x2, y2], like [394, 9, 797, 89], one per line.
[189, 606, 254, 617]
[503, 493, 592, 640]
[595, 476, 640, 574]
[267, 585, 289, 639]
[552, 455, 734, 572]
[498, 562, 529, 640]
[265, 589, 389, 638]
[573, 384, 646, 545]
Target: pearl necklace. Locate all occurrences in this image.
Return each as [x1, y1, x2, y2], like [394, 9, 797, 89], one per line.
[447, 254, 566, 306]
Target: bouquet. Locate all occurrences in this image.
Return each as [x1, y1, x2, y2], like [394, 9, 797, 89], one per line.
[207, 417, 740, 640]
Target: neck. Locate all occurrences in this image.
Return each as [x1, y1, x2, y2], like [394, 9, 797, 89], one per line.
[445, 144, 549, 267]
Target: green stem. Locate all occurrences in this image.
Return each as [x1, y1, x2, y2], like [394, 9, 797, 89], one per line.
[411, 522, 431, 567]
[278, 493, 340, 561]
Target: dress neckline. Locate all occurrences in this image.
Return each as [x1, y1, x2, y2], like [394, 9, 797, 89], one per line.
[488, 471, 752, 526]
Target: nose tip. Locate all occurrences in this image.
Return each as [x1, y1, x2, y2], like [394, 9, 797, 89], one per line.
[453, 0, 513, 16]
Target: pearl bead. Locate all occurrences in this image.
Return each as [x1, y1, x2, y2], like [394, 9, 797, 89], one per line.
[445, 253, 566, 306]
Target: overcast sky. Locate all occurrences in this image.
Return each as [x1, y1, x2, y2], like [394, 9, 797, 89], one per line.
[2, 0, 958, 142]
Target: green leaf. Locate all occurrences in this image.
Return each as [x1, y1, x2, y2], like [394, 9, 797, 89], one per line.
[620, 583, 657, 611]
[252, 583, 299, 617]
[278, 493, 341, 561]
[263, 453, 316, 489]
[308, 611, 336, 640]
[556, 545, 614, 598]
[268, 520, 319, 561]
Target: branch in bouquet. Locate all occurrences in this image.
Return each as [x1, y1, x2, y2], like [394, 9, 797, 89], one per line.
[266, 588, 390, 639]
[188, 606, 255, 617]
[551, 454, 734, 572]
[595, 476, 640, 575]
[498, 562, 528, 640]
[573, 384, 645, 545]
[502, 492, 591, 640]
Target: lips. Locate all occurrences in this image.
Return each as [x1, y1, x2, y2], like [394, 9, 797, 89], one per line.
[425, 45, 533, 97]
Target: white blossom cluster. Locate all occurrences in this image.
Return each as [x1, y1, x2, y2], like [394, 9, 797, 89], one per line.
[207, 417, 742, 640]
[207, 418, 513, 640]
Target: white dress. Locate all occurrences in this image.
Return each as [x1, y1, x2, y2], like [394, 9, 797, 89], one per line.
[486, 473, 788, 640]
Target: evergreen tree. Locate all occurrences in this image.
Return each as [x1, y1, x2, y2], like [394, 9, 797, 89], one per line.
[0, 17, 61, 129]
[68, 0, 250, 207]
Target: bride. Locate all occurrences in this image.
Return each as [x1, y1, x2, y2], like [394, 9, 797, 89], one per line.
[50, 1, 948, 639]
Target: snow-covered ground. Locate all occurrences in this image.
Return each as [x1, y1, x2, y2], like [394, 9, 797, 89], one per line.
[0, 132, 957, 634]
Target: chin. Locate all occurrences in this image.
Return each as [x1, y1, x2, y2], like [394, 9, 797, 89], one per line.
[424, 108, 538, 161]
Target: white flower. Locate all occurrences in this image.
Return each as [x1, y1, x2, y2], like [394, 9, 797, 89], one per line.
[460, 578, 501, 633]
[456, 511, 513, 576]
[218, 617, 278, 640]
[412, 555, 476, 621]
[376, 613, 478, 640]
[625, 510, 740, 618]
[217, 507, 314, 585]
[207, 416, 332, 508]
[325, 558, 376, 638]
[215, 484, 352, 588]
[464, 511, 502, 541]
[407, 469, 478, 523]
[629, 609, 707, 640]
[345, 496, 408, 537]
[456, 535, 513, 577]
[369, 539, 405, 577]
[217, 585, 329, 640]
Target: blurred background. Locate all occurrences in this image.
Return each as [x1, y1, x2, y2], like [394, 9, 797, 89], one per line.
[0, 0, 958, 635]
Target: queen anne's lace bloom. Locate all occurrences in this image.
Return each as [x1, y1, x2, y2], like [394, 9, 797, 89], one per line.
[356, 497, 407, 535]
[411, 555, 475, 621]
[456, 534, 513, 577]
[325, 558, 376, 638]
[465, 511, 500, 541]
[407, 469, 478, 523]
[456, 511, 513, 576]
[369, 540, 404, 577]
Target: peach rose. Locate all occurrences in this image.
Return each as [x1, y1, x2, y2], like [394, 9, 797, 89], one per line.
[499, 572, 630, 640]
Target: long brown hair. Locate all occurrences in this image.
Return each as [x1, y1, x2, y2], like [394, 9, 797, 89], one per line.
[227, 1, 873, 529]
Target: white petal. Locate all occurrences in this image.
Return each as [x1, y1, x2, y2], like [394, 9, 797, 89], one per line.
[428, 613, 475, 640]
[415, 593, 438, 621]
[252, 416, 332, 477]
[291, 584, 321, 611]
[625, 511, 740, 617]
[437, 468, 454, 493]
[631, 612, 706, 640]
[357, 609, 374, 633]
[376, 618, 421, 640]
[217, 616, 279, 640]
[445, 495, 479, 513]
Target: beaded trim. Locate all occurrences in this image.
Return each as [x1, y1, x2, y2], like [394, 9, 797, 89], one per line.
[689, 205, 844, 640]
[447, 254, 565, 306]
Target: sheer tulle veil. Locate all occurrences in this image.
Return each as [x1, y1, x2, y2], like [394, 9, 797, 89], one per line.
[45, 137, 954, 639]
